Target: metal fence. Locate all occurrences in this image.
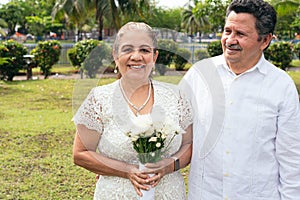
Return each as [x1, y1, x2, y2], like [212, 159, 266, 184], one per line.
[24, 43, 207, 65]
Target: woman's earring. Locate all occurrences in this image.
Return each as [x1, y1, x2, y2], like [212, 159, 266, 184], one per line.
[114, 66, 118, 74]
[152, 66, 156, 75]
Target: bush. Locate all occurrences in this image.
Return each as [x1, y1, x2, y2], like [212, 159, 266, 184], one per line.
[195, 49, 209, 60]
[265, 41, 293, 71]
[68, 39, 112, 78]
[31, 40, 62, 78]
[293, 42, 300, 59]
[173, 48, 191, 71]
[0, 40, 28, 81]
[156, 40, 178, 75]
[67, 47, 80, 67]
[207, 41, 223, 57]
[83, 41, 112, 78]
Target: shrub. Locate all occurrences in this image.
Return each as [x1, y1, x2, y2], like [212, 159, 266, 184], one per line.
[156, 40, 178, 75]
[68, 39, 112, 78]
[293, 42, 300, 59]
[82, 41, 112, 78]
[265, 41, 293, 71]
[67, 47, 80, 67]
[173, 48, 191, 71]
[0, 40, 27, 81]
[31, 40, 62, 78]
[207, 41, 223, 57]
[195, 49, 209, 60]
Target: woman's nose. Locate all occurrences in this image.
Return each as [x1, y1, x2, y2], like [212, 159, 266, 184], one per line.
[130, 50, 142, 60]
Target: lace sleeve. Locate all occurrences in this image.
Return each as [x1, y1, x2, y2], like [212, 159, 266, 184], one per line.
[72, 88, 103, 134]
[178, 91, 193, 131]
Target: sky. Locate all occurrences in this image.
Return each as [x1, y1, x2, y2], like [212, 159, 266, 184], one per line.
[156, 0, 189, 8]
[0, 0, 9, 5]
[0, 0, 189, 8]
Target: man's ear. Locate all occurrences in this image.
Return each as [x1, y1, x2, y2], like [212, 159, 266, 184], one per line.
[261, 33, 273, 51]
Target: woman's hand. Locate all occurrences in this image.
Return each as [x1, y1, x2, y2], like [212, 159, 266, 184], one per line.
[126, 165, 152, 197]
[142, 158, 173, 188]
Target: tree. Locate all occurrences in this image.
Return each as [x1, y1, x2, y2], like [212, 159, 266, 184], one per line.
[201, 0, 230, 32]
[52, 0, 151, 40]
[147, 7, 183, 41]
[0, 2, 25, 36]
[182, 4, 210, 42]
[52, 0, 91, 42]
[270, 0, 300, 39]
[0, 18, 7, 37]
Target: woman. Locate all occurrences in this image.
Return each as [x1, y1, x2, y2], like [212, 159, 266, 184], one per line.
[72, 22, 193, 199]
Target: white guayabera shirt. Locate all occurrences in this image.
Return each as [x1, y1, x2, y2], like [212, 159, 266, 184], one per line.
[179, 55, 300, 200]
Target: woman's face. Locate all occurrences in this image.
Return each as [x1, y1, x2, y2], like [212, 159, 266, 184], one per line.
[114, 31, 158, 81]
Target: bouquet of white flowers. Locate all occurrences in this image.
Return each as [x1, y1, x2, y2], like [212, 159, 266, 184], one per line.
[124, 114, 184, 200]
[125, 115, 183, 164]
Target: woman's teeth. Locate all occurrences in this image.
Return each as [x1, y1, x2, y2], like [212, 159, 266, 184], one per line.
[130, 65, 144, 69]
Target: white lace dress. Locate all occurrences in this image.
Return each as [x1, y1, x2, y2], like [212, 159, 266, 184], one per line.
[73, 80, 193, 200]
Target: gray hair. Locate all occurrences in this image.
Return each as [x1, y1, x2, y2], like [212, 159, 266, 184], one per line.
[113, 22, 157, 53]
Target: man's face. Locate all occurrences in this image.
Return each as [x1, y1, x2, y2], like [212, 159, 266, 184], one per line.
[221, 11, 271, 72]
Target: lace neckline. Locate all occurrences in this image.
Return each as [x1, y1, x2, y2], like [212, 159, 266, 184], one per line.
[119, 78, 152, 116]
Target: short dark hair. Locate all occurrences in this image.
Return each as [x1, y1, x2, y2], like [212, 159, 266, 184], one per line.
[226, 0, 277, 39]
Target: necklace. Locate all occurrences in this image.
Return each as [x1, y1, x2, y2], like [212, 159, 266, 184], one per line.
[119, 79, 152, 115]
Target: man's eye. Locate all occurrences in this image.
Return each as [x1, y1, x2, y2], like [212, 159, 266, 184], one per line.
[224, 30, 231, 34]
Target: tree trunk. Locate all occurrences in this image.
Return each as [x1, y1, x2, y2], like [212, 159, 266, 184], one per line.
[98, 15, 103, 41]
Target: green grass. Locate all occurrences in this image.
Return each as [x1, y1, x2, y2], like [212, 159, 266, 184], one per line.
[0, 76, 184, 199]
[1, 72, 299, 199]
[291, 59, 300, 67]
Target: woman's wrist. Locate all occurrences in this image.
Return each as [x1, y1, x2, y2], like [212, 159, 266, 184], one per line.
[170, 156, 180, 172]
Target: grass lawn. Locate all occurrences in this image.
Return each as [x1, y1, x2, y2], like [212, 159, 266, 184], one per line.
[0, 72, 299, 199]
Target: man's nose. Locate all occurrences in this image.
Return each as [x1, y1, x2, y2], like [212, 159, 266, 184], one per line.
[226, 33, 238, 44]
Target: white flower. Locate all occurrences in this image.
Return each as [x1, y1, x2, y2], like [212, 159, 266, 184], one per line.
[131, 135, 139, 142]
[156, 142, 161, 148]
[149, 137, 157, 142]
[129, 115, 152, 137]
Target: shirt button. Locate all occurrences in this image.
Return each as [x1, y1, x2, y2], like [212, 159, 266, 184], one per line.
[225, 197, 229, 200]
[224, 173, 229, 177]
[229, 100, 233, 105]
[226, 150, 230, 154]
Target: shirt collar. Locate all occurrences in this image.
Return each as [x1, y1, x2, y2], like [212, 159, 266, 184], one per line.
[217, 54, 268, 76]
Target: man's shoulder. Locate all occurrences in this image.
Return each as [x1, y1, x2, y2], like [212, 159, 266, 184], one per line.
[192, 55, 224, 71]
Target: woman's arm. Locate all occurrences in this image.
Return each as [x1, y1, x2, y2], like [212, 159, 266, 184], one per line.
[73, 124, 150, 196]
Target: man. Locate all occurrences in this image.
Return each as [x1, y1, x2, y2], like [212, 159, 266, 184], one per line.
[179, 0, 300, 199]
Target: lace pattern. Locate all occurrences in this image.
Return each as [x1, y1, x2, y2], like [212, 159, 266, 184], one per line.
[73, 80, 192, 199]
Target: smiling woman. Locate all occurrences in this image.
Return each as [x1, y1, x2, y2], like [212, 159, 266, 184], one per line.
[72, 21, 193, 200]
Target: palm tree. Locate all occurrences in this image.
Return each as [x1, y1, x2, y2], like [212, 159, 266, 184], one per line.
[52, 0, 150, 41]
[52, 0, 91, 42]
[182, 3, 210, 42]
